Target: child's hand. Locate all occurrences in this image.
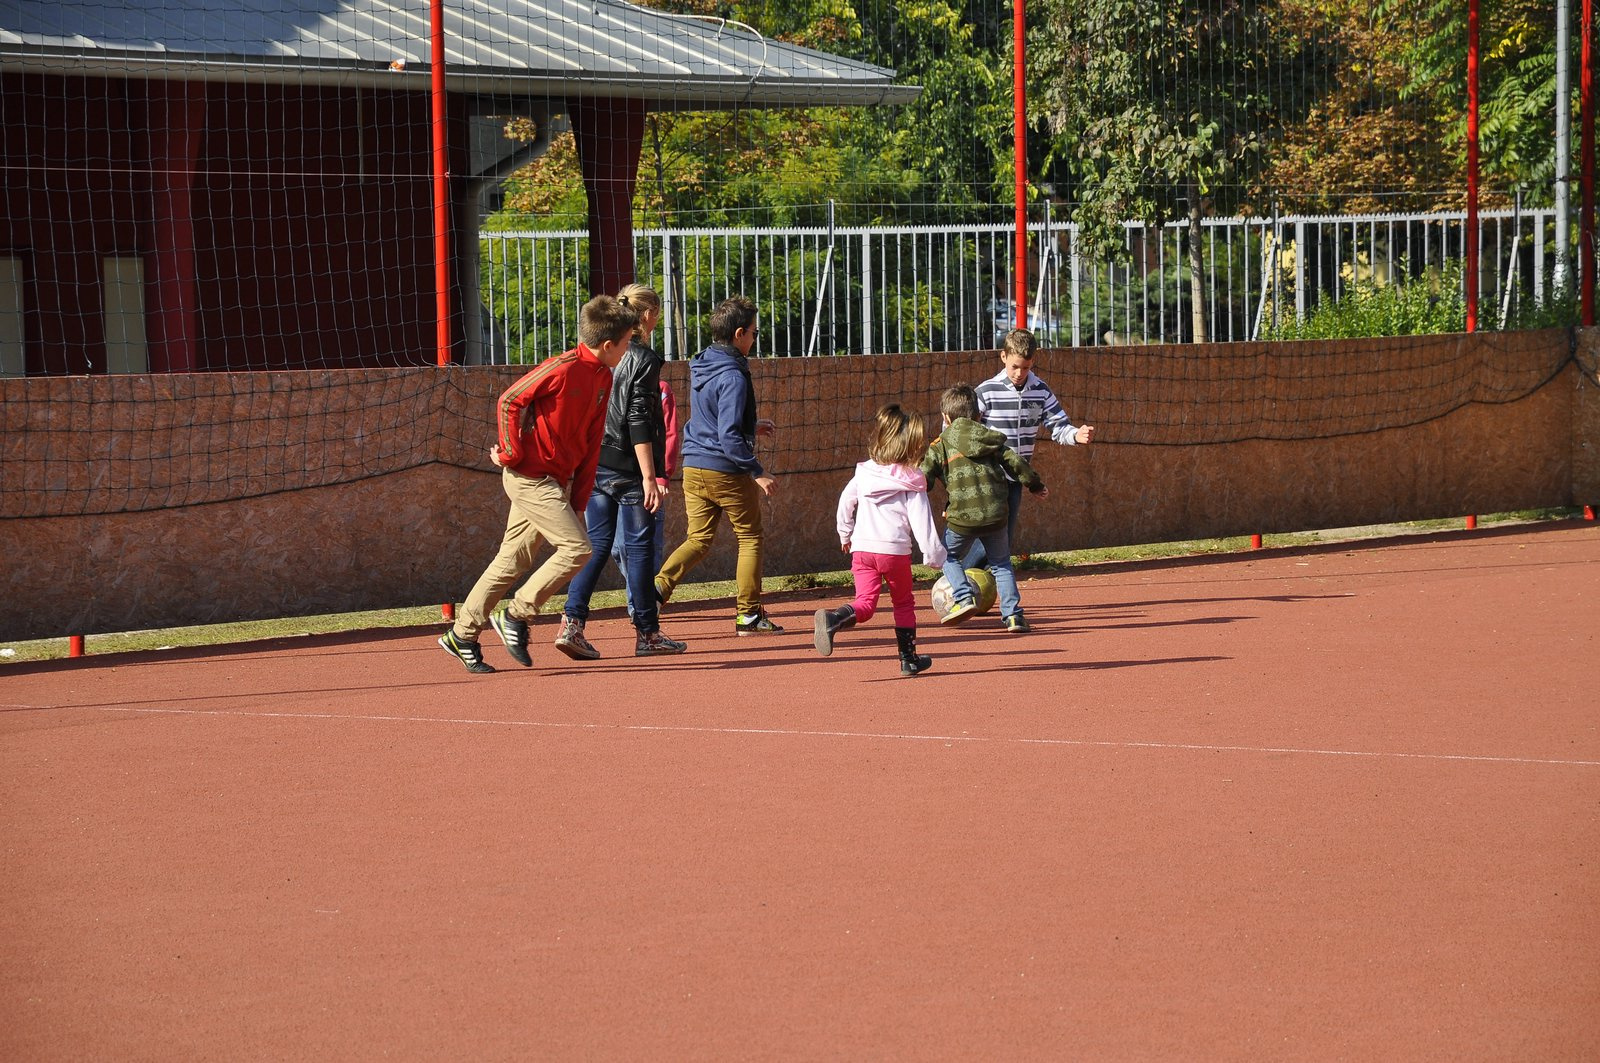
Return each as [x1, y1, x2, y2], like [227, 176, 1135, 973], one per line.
[488, 445, 508, 467]
[1075, 425, 1096, 444]
[841, 540, 851, 553]
[755, 418, 777, 439]
[1037, 485, 1050, 500]
[755, 474, 777, 497]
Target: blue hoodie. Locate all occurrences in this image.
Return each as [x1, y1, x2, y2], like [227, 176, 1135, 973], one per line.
[681, 342, 763, 477]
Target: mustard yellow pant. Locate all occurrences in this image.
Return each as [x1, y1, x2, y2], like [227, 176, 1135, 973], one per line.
[655, 467, 764, 618]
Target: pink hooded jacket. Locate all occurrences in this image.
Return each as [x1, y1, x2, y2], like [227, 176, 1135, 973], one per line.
[836, 460, 948, 568]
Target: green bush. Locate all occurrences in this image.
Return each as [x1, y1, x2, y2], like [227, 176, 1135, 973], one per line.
[1264, 262, 1466, 340]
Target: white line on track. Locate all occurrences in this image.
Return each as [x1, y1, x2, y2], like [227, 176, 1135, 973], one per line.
[100, 704, 1600, 769]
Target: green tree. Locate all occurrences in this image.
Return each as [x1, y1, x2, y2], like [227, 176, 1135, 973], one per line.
[1027, 0, 1329, 341]
[1382, 0, 1584, 202]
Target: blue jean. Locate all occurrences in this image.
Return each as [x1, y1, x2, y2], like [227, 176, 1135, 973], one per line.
[942, 523, 1022, 620]
[564, 467, 660, 632]
[962, 479, 1024, 569]
[615, 502, 667, 619]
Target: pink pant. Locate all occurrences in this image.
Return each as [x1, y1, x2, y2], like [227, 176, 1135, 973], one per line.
[850, 551, 918, 628]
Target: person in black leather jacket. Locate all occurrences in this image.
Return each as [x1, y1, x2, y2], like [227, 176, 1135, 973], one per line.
[555, 284, 689, 659]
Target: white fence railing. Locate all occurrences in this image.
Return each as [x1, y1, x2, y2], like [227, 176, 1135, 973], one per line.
[478, 206, 1576, 362]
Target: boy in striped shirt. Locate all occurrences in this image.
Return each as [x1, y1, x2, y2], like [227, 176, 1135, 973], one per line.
[974, 328, 1095, 559]
[439, 295, 637, 674]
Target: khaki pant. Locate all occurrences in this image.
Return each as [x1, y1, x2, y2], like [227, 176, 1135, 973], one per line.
[656, 466, 764, 618]
[453, 469, 591, 641]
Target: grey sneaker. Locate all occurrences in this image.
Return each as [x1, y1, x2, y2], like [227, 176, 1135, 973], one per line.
[1004, 611, 1031, 633]
[635, 629, 688, 656]
[439, 629, 495, 674]
[939, 597, 979, 626]
[490, 611, 531, 667]
[553, 616, 600, 660]
[735, 609, 784, 636]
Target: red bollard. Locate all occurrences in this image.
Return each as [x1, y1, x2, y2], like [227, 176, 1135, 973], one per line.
[1586, 505, 1596, 521]
[1465, 515, 1477, 530]
[69, 635, 85, 658]
[441, 603, 455, 621]
[1249, 534, 1263, 550]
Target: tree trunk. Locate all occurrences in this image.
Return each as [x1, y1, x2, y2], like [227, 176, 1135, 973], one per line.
[1187, 184, 1208, 343]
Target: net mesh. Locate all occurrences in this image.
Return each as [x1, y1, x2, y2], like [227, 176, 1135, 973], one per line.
[0, 1, 1591, 520]
[2, 330, 1581, 519]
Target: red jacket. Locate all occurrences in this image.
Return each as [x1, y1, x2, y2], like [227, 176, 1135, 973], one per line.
[495, 344, 613, 510]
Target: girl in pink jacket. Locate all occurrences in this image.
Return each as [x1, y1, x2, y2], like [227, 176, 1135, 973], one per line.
[813, 404, 948, 677]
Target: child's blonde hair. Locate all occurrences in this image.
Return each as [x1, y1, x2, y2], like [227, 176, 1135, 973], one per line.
[616, 283, 662, 340]
[1001, 327, 1039, 360]
[868, 403, 927, 467]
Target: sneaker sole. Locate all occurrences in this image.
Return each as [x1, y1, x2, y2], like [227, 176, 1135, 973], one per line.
[438, 635, 495, 674]
[939, 603, 978, 626]
[812, 610, 834, 657]
[489, 615, 532, 667]
[554, 640, 601, 661]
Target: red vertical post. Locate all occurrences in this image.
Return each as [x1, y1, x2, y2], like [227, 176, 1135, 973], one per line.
[431, 0, 452, 367]
[1250, 534, 1263, 550]
[432, 0, 453, 621]
[69, 635, 85, 658]
[1013, 0, 1028, 331]
[1465, 0, 1479, 333]
[1583, 0, 1596, 324]
[1462, 0, 1481, 530]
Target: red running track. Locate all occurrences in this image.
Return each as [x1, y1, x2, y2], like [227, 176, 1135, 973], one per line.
[2, 522, 1597, 1061]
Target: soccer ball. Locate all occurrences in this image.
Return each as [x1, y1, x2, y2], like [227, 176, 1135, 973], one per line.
[929, 567, 999, 619]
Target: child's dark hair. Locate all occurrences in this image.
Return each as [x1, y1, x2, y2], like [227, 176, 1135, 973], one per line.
[578, 295, 639, 349]
[709, 295, 758, 344]
[1001, 328, 1039, 359]
[940, 383, 979, 423]
[868, 403, 928, 466]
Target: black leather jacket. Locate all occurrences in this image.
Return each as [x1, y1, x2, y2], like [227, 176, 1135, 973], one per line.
[597, 339, 667, 480]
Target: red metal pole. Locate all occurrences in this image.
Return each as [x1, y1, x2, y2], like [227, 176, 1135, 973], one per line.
[1583, 0, 1596, 325]
[1465, 0, 1479, 333]
[1250, 534, 1263, 550]
[431, 0, 452, 366]
[432, 0, 453, 621]
[1013, 0, 1028, 331]
[69, 635, 85, 658]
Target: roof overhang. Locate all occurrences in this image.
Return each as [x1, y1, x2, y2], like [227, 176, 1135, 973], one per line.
[0, 1, 922, 111]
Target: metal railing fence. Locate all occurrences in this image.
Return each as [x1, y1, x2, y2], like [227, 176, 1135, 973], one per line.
[478, 205, 1575, 362]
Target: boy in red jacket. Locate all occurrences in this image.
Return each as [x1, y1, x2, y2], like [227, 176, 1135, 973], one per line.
[439, 295, 637, 673]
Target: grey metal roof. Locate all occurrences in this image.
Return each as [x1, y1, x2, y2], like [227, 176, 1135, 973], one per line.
[0, 0, 920, 109]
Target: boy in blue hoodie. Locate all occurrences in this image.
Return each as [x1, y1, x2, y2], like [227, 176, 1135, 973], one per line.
[653, 295, 783, 635]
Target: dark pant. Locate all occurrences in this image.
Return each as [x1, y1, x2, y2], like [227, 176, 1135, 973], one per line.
[564, 467, 660, 632]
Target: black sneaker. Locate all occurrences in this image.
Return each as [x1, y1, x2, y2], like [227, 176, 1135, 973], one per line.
[735, 609, 784, 636]
[490, 611, 531, 667]
[439, 629, 495, 673]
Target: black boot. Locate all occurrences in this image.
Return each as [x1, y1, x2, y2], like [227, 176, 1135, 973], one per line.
[895, 627, 932, 677]
[812, 604, 857, 657]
